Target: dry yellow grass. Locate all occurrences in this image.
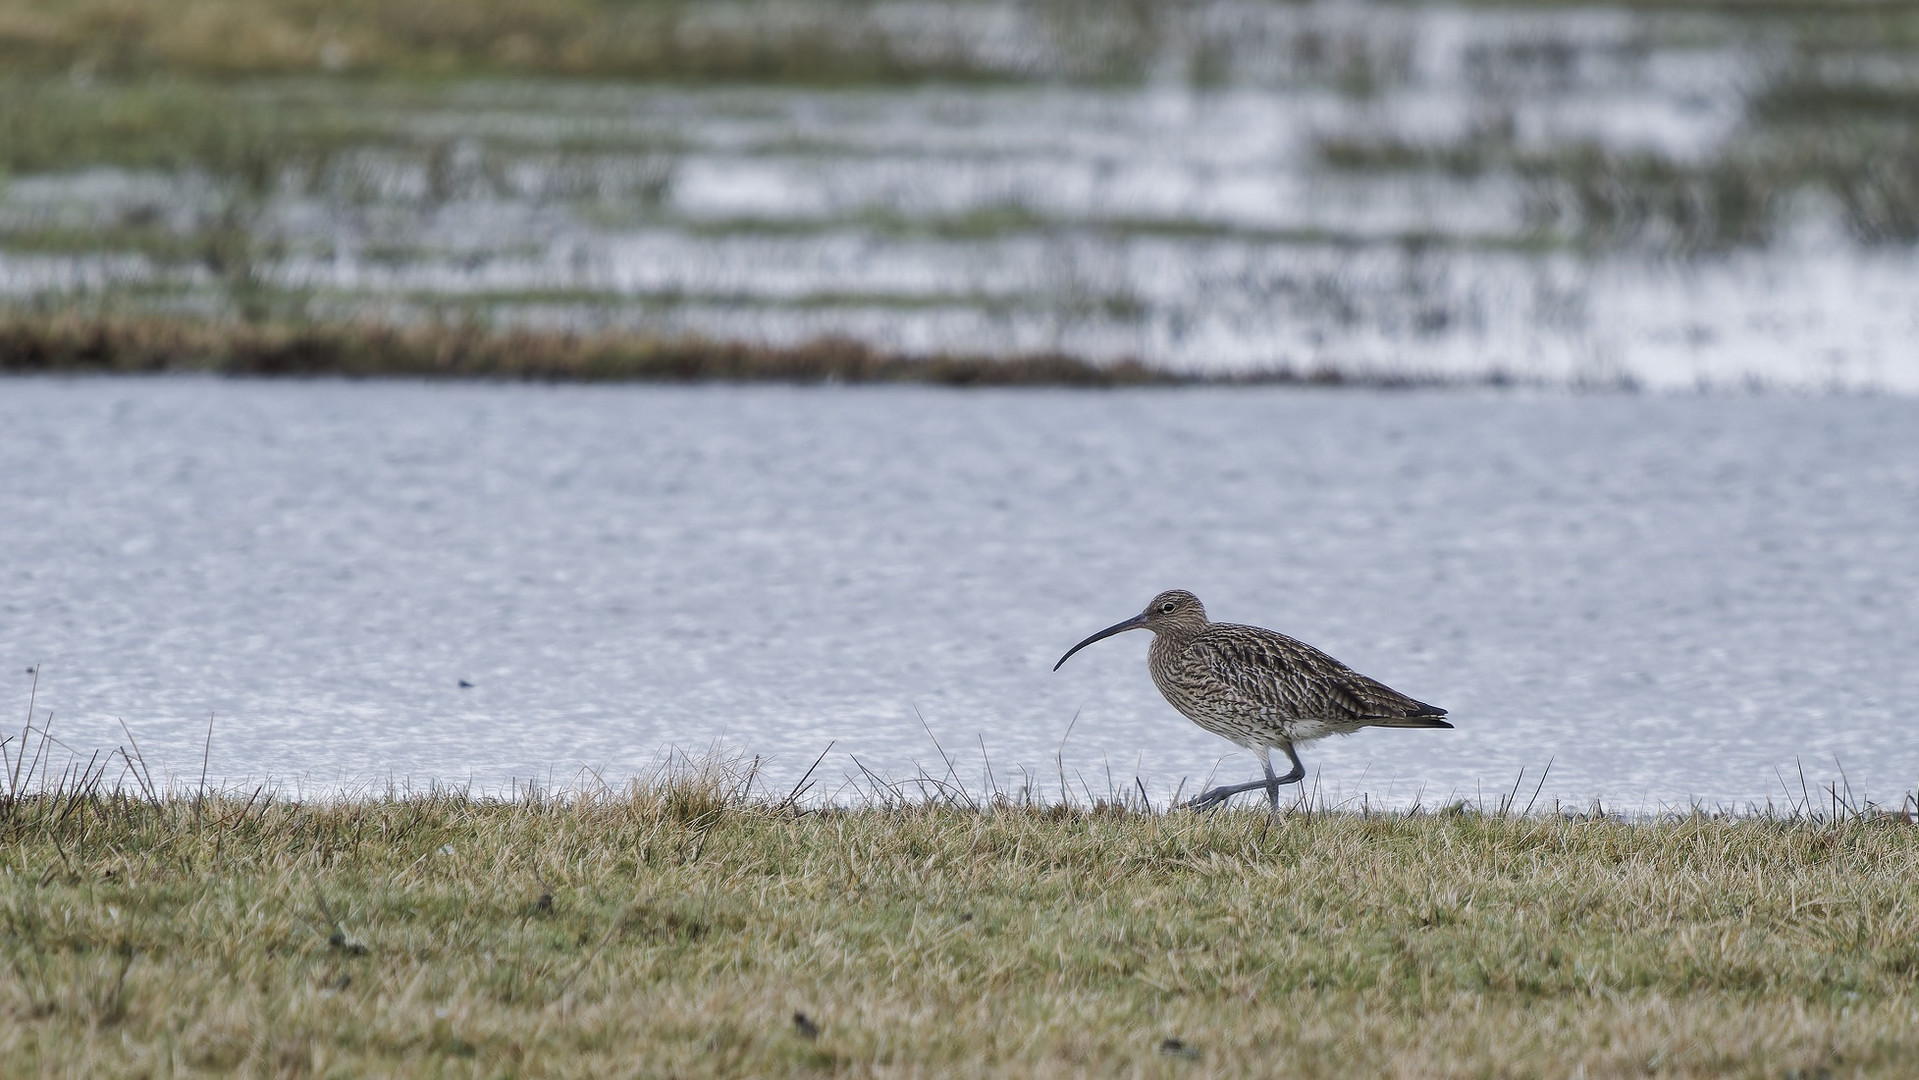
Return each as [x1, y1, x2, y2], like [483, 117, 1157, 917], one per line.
[3, 760, 1917, 1078]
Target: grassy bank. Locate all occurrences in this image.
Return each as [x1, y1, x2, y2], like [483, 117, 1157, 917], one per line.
[4, 773, 1918, 1077]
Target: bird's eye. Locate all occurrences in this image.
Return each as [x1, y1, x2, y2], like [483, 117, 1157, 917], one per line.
[1160, 601, 1176, 613]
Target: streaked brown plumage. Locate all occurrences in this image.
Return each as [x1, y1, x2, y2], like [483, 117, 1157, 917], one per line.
[1054, 589, 1451, 811]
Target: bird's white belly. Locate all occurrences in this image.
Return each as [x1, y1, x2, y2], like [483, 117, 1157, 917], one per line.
[1170, 699, 1339, 750]
[1277, 718, 1337, 743]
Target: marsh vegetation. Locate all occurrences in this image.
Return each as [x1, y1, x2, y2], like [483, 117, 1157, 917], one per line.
[4, 0, 1919, 387]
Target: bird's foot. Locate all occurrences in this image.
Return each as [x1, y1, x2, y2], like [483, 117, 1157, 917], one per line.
[1183, 786, 1237, 812]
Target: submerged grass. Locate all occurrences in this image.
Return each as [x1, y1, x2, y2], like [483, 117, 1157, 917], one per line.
[4, 713, 1918, 1077]
[1316, 125, 1919, 252]
[1309, 16, 1919, 253]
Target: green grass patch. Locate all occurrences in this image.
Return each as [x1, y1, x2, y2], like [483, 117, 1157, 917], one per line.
[5, 0, 1918, 88]
[0, 0, 1142, 84]
[2, 764, 1917, 1077]
[0, 77, 374, 181]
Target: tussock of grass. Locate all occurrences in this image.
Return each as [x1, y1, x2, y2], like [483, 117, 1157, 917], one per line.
[0, 312, 1454, 386]
[2, 739, 1917, 1076]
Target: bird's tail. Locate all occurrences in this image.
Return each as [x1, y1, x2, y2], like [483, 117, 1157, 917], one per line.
[1370, 699, 1451, 729]
[1371, 716, 1453, 729]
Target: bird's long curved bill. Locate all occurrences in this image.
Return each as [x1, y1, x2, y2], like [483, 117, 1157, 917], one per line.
[1053, 613, 1149, 671]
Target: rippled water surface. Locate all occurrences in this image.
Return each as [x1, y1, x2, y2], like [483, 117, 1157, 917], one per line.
[4, 378, 1915, 809]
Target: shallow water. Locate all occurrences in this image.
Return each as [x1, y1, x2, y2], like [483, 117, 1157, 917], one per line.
[4, 378, 1916, 809]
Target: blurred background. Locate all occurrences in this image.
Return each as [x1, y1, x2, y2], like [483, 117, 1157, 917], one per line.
[4, 0, 1918, 389]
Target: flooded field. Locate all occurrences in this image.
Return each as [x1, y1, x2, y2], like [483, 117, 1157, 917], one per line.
[4, 0, 1919, 389]
[5, 378, 1917, 810]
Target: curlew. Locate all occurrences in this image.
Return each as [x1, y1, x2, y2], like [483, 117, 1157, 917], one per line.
[1054, 589, 1450, 811]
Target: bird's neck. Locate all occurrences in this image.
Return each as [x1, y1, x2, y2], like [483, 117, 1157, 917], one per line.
[1150, 619, 1206, 654]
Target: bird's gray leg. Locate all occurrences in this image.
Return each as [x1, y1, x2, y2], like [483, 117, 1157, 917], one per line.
[1186, 744, 1306, 812]
[1269, 743, 1304, 812]
[1274, 743, 1305, 784]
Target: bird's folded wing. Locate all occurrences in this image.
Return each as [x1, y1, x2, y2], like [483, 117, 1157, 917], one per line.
[1193, 628, 1434, 723]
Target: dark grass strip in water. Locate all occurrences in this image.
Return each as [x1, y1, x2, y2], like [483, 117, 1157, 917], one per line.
[0, 314, 1469, 387]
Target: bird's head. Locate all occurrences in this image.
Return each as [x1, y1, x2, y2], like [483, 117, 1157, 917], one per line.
[1053, 589, 1209, 671]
